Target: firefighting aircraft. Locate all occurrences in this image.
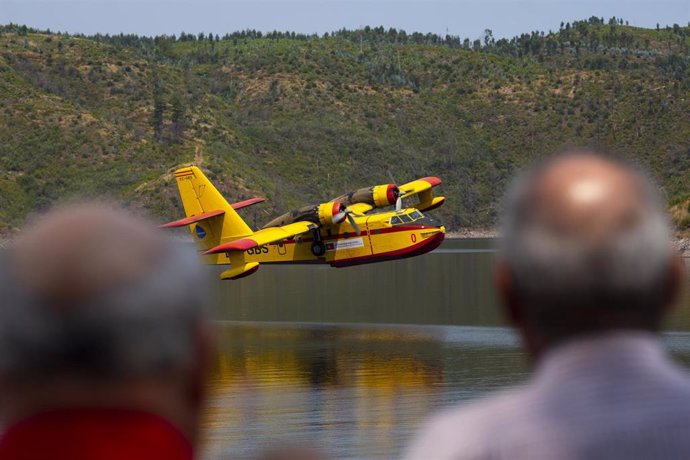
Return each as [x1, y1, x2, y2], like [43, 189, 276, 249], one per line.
[162, 166, 445, 280]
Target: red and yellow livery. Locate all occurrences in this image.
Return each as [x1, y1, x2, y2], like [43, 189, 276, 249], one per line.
[164, 167, 446, 280]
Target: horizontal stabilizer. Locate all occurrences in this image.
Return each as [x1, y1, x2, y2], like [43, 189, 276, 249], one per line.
[205, 238, 257, 253]
[160, 210, 225, 228]
[231, 197, 265, 210]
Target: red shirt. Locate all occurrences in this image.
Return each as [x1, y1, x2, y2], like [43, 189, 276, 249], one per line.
[0, 409, 193, 460]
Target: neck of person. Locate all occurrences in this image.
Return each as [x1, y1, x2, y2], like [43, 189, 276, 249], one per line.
[0, 374, 201, 445]
[533, 328, 664, 371]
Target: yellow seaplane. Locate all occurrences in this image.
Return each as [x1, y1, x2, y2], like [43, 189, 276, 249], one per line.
[163, 167, 446, 280]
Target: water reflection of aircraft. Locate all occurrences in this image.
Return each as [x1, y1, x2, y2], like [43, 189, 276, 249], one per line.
[211, 327, 444, 390]
[163, 167, 446, 280]
[204, 327, 446, 457]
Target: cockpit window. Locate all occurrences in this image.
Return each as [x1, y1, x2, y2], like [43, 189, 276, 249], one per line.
[390, 210, 427, 226]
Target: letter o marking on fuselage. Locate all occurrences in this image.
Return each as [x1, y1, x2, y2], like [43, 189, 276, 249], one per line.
[411, 233, 417, 243]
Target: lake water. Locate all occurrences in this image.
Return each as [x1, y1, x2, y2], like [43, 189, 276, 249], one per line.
[201, 238, 690, 459]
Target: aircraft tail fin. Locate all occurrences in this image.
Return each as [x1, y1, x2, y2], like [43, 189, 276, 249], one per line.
[172, 167, 254, 252]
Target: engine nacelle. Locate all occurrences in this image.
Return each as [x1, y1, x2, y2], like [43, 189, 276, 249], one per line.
[372, 184, 399, 208]
[317, 202, 347, 226]
[333, 184, 399, 209]
[263, 202, 347, 229]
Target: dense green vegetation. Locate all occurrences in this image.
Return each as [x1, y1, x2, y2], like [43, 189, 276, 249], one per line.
[0, 17, 688, 235]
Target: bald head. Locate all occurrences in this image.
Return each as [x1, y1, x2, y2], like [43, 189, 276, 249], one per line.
[12, 204, 165, 306]
[524, 153, 649, 245]
[499, 151, 678, 352]
[0, 203, 206, 381]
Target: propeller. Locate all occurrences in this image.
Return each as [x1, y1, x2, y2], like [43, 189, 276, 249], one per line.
[387, 169, 397, 184]
[332, 203, 347, 224]
[330, 202, 361, 236]
[389, 185, 402, 211]
[344, 209, 361, 236]
[386, 170, 403, 211]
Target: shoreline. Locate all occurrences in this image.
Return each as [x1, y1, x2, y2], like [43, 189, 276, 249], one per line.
[445, 229, 499, 239]
[1, 231, 688, 257]
[446, 230, 690, 258]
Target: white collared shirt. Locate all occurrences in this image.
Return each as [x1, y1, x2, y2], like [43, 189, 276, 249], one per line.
[405, 332, 690, 460]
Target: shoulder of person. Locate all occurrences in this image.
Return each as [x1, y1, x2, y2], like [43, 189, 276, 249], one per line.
[403, 385, 531, 460]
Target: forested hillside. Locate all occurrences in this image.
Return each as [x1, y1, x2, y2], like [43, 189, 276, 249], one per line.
[1, 17, 688, 235]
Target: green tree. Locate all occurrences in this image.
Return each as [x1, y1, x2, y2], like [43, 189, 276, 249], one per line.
[151, 94, 164, 142]
[170, 96, 185, 144]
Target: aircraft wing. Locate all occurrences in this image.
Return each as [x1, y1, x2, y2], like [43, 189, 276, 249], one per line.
[203, 221, 318, 255]
[398, 177, 442, 198]
[399, 177, 445, 212]
[345, 202, 374, 215]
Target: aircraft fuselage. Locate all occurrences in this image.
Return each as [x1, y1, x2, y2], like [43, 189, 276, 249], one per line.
[202, 208, 445, 268]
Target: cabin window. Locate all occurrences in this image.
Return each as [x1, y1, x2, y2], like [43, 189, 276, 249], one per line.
[399, 214, 413, 223]
[390, 216, 403, 225]
[410, 211, 424, 221]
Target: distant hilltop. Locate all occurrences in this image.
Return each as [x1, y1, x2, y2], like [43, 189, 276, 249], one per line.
[0, 18, 688, 236]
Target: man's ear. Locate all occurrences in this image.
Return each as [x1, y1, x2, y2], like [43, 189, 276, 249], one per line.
[494, 262, 544, 362]
[664, 253, 685, 314]
[494, 261, 522, 326]
[184, 321, 215, 447]
[191, 321, 215, 404]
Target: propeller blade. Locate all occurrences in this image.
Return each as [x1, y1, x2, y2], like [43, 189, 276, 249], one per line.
[395, 196, 402, 211]
[387, 169, 397, 185]
[346, 212, 361, 236]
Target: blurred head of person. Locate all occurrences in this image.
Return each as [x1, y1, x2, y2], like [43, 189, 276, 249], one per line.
[496, 151, 683, 359]
[0, 203, 210, 446]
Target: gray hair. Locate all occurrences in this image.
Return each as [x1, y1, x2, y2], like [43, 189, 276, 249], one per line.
[500, 153, 674, 341]
[0, 235, 207, 382]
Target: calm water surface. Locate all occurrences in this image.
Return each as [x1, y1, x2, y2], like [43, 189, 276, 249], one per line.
[202, 239, 690, 459]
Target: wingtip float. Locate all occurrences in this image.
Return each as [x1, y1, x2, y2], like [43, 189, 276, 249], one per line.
[163, 166, 446, 280]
